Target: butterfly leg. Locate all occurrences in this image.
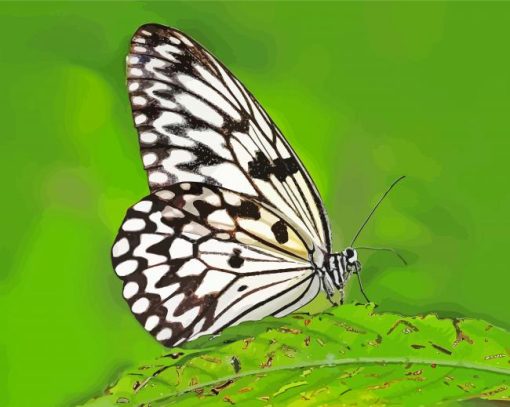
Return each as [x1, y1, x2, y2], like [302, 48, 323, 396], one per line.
[321, 274, 339, 307]
[339, 286, 345, 305]
[327, 293, 339, 307]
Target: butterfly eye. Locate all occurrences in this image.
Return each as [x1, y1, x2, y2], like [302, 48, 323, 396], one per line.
[344, 248, 355, 260]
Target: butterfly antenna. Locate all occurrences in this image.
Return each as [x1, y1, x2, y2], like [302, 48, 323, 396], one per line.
[350, 175, 406, 247]
[355, 246, 408, 266]
[355, 271, 370, 302]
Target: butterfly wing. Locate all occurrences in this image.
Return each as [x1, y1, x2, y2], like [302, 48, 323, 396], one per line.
[127, 24, 331, 252]
[112, 183, 320, 347]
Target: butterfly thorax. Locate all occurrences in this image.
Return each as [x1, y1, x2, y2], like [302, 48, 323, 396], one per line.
[322, 248, 360, 298]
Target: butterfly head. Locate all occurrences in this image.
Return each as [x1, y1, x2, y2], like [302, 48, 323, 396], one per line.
[325, 249, 363, 304]
[342, 247, 361, 275]
[327, 248, 361, 291]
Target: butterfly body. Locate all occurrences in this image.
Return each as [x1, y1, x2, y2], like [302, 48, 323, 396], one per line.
[112, 24, 357, 347]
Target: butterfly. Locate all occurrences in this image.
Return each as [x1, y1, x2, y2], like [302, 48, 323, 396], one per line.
[111, 23, 363, 347]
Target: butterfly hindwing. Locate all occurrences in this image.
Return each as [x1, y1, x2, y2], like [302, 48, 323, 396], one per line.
[111, 183, 320, 347]
[127, 24, 331, 251]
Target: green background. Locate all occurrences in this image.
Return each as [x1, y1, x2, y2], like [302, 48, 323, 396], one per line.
[1, 2, 509, 406]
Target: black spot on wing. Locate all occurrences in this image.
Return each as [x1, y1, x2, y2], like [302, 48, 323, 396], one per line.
[178, 142, 226, 173]
[248, 152, 300, 182]
[271, 220, 289, 244]
[226, 198, 261, 220]
[151, 87, 174, 100]
[274, 157, 300, 182]
[248, 152, 271, 180]
[146, 237, 172, 258]
[228, 248, 244, 269]
[193, 200, 217, 218]
[235, 200, 260, 220]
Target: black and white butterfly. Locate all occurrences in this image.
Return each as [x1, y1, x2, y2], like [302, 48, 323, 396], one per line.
[112, 24, 362, 347]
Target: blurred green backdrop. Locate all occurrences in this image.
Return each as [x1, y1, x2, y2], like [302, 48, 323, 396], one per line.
[1, 2, 510, 406]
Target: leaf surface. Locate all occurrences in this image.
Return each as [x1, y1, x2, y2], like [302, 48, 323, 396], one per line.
[83, 304, 510, 406]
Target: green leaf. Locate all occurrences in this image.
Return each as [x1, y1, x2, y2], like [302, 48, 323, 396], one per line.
[83, 304, 510, 406]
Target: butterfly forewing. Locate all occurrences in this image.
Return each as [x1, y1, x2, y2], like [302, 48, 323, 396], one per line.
[127, 24, 331, 251]
[112, 182, 319, 346]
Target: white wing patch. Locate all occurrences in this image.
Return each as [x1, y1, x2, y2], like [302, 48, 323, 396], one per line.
[112, 183, 319, 347]
[126, 23, 331, 251]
